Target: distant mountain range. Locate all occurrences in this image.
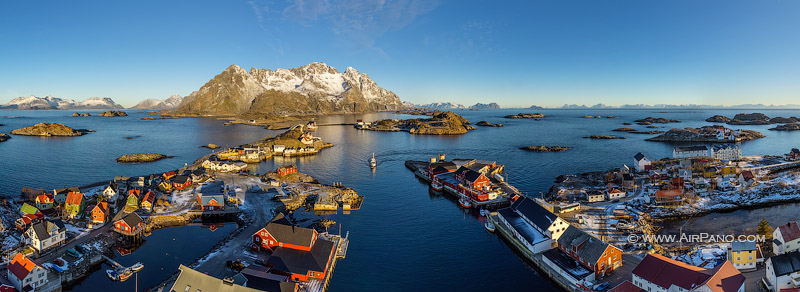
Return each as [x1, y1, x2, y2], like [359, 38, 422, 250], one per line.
[0, 95, 125, 110]
[172, 62, 407, 116]
[469, 103, 500, 110]
[415, 102, 466, 110]
[131, 95, 184, 110]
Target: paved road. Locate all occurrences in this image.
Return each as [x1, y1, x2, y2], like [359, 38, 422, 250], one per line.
[743, 267, 767, 292]
[35, 223, 112, 265]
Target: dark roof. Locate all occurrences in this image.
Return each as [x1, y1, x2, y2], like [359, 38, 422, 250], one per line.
[510, 197, 559, 231]
[792, 148, 800, 154]
[192, 169, 205, 176]
[30, 219, 65, 241]
[54, 187, 80, 194]
[497, 208, 548, 245]
[556, 225, 613, 265]
[463, 169, 484, 183]
[118, 212, 143, 227]
[201, 194, 225, 206]
[266, 238, 334, 275]
[634, 152, 646, 161]
[239, 269, 295, 292]
[770, 250, 800, 277]
[631, 253, 748, 292]
[674, 145, 709, 152]
[541, 249, 593, 280]
[174, 175, 191, 184]
[453, 166, 470, 177]
[263, 213, 316, 247]
[430, 161, 457, 172]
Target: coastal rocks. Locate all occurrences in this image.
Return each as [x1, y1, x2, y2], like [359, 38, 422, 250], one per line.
[584, 115, 616, 119]
[622, 123, 633, 125]
[584, 135, 625, 139]
[629, 130, 665, 134]
[116, 153, 170, 163]
[645, 127, 765, 142]
[476, 121, 503, 127]
[202, 143, 221, 149]
[140, 117, 155, 120]
[72, 112, 91, 117]
[707, 113, 799, 125]
[99, 110, 128, 117]
[504, 113, 546, 119]
[410, 111, 474, 135]
[612, 128, 637, 132]
[770, 123, 800, 131]
[10, 123, 88, 137]
[646, 125, 660, 128]
[520, 145, 572, 152]
[634, 117, 680, 125]
[0, 133, 9, 142]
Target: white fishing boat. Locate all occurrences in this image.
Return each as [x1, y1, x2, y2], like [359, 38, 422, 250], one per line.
[458, 197, 472, 209]
[479, 208, 488, 217]
[106, 269, 119, 281]
[306, 121, 317, 131]
[369, 153, 377, 168]
[130, 262, 144, 272]
[484, 221, 496, 233]
[431, 179, 443, 191]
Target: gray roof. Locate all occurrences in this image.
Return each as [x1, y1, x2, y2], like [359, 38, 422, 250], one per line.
[674, 145, 709, 152]
[730, 240, 757, 252]
[266, 238, 335, 276]
[634, 152, 646, 161]
[200, 194, 224, 206]
[557, 225, 613, 265]
[498, 208, 548, 246]
[31, 219, 65, 240]
[170, 265, 263, 292]
[511, 197, 559, 232]
[263, 213, 316, 247]
[769, 250, 800, 277]
[713, 144, 738, 151]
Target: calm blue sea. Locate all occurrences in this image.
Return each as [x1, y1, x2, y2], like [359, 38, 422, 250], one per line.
[2, 109, 800, 291]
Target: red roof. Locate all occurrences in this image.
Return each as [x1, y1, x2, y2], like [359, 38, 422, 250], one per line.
[65, 191, 84, 205]
[632, 254, 744, 292]
[778, 221, 800, 243]
[8, 253, 37, 281]
[780, 289, 800, 292]
[741, 170, 754, 181]
[128, 189, 140, 197]
[609, 280, 645, 292]
[35, 194, 53, 203]
[0, 285, 17, 292]
[655, 189, 682, 198]
[142, 191, 156, 203]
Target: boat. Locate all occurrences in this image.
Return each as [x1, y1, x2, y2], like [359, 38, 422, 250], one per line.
[484, 221, 496, 233]
[458, 197, 472, 209]
[306, 121, 317, 131]
[479, 208, 488, 217]
[130, 262, 144, 272]
[369, 153, 377, 168]
[106, 269, 120, 281]
[118, 268, 133, 281]
[431, 179, 443, 191]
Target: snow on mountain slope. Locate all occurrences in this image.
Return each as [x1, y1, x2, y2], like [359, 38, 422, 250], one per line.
[1, 95, 124, 110]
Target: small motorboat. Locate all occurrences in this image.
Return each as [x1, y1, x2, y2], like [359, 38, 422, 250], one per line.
[106, 269, 120, 281]
[458, 197, 472, 209]
[369, 153, 377, 168]
[485, 221, 496, 233]
[479, 208, 488, 217]
[306, 121, 317, 131]
[118, 268, 133, 282]
[130, 262, 144, 272]
[431, 180, 443, 191]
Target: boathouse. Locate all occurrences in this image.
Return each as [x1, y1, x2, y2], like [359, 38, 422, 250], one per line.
[556, 225, 622, 278]
[170, 265, 298, 292]
[252, 213, 317, 252]
[277, 165, 298, 176]
[426, 161, 458, 178]
[113, 212, 144, 235]
[454, 167, 492, 191]
[198, 194, 225, 211]
[173, 175, 192, 190]
[508, 197, 569, 241]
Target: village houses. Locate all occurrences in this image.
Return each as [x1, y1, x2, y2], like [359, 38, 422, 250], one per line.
[556, 225, 623, 278]
[7, 253, 48, 292]
[773, 221, 800, 255]
[765, 250, 800, 292]
[673, 146, 710, 159]
[727, 240, 761, 271]
[64, 191, 86, 220]
[628, 254, 745, 292]
[24, 218, 66, 253]
[633, 152, 651, 173]
[711, 144, 742, 161]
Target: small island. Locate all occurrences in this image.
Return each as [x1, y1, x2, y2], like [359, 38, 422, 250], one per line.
[99, 110, 128, 117]
[706, 113, 799, 125]
[520, 145, 572, 152]
[360, 111, 475, 135]
[612, 128, 637, 132]
[629, 130, 665, 134]
[584, 135, 626, 139]
[476, 121, 504, 127]
[634, 117, 680, 125]
[770, 123, 800, 131]
[0, 133, 9, 142]
[116, 153, 170, 163]
[646, 126, 764, 142]
[10, 123, 90, 137]
[202, 143, 221, 149]
[140, 117, 155, 120]
[72, 112, 91, 117]
[504, 113, 546, 119]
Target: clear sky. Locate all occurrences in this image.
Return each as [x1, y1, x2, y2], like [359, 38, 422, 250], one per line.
[1, 0, 800, 107]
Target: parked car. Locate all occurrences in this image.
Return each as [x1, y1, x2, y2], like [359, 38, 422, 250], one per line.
[594, 282, 610, 292]
[53, 258, 65, 266]
[66, 248, 81, 258]
[75, 244, 89, 254]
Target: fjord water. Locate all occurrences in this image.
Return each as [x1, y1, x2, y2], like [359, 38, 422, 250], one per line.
[2, 109, 800, 291]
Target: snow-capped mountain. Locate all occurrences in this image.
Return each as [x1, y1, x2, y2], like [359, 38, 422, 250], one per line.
[1, 95, 124, 110]
[131, 95, 183, 110]
[174, 62, 407, 116]
[416, 102, 466, 110]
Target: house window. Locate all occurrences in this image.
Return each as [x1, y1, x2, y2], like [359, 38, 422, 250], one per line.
[736, 257, 740, 261]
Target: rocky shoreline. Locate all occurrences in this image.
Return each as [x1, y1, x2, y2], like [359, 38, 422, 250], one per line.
[706, 113, 799, 125]
[634, 117, 680, 125]
[520, 145, 571, 152]
[645, 126, 764, 142]
[72, 112, 91, 117]
[612, 128, 636, 132]
[0, 133, 9, 142]
[476, 121, 503, 127]
[770, 123, 800, 131]
[584, 135, 625, 139]
[504, 113, 545, 119]
[10, 123, 91, 137]
[99, 110, 128, 117]
[116, 153, 171, 163]
[363, 111, 475, 135]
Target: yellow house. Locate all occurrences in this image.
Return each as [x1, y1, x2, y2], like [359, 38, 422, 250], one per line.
[721, 166, 737, 176]
[703, 167, 718, 178]
[727, 241, 760, 271]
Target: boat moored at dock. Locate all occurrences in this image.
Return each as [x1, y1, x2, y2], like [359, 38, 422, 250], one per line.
[106, 269, 119, 281]
[131, 262, 144, 272]
[431, 179, 443, 191]
[484, 221, 495, 233]
[458, 197, 472, 208]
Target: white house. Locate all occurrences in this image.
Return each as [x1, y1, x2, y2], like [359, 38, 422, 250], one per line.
[673, 146, 710, 159]
[607, 189, 626, 200]
[631, 254, 745, 292]
[201, 160, 248, 172]
[765, 250, 800, 292]
[716, 176, 733, 190]
[587, 190, 605, 202]
[679, 169, 693, 181]
[25, 219, 66, 252]
[712, 144, 742, 161]
[633, 152, 652, 173]
[272, 145, 285, 152]
[7, 253, 48, 292]
[774, 221, 800, 255]
[508, 197, 570, 241]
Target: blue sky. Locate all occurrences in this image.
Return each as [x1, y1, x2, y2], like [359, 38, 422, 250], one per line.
[1, 0, 799, 107]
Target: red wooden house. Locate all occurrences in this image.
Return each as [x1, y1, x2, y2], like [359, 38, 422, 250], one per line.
[197, 194, 224, 211]
[557, 225, 623, 278]
[163, 170, 176, 180]
[113, 212, 143, 235]
[88, 202, 108, 224]
[172, 175, 192, 190]
[277, 165, 298, 176]
[454, 167, 492, 191]
[252, 213, 336, 282]
[426, 161, 458, 179]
